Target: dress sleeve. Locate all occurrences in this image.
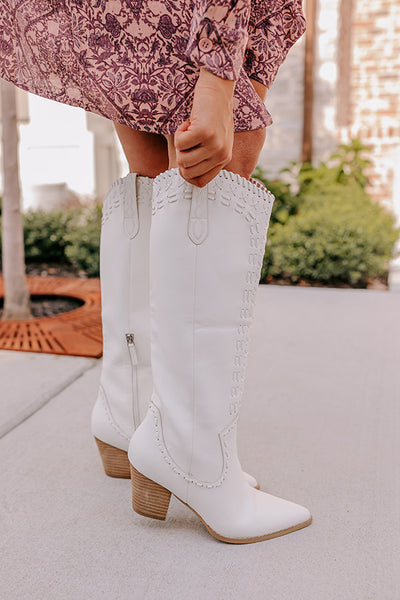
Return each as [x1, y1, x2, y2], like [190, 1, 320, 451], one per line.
[185, 0, 252, 81]
[243, 0, 306, 88]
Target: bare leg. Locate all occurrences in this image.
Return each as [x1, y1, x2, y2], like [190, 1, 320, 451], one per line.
[115, 115, 266, 183]
[114, 122, 169, 177]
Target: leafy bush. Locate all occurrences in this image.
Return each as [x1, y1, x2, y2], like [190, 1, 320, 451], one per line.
[252, 166, 302, 226]
[23, 209, 76, 262]
[64, 204, 102, 277]
[252, 166, 305, 277]
[265, 185, 398, 286]
[255, 140, 399, 286]
[298, 139, 372, 194]
[0, 203, 101, 277]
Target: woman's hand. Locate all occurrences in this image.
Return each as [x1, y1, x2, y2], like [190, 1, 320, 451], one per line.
[174, 68, 234, 188]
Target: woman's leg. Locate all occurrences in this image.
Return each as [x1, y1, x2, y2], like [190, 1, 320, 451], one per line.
[165, 127, 266, 182]
[93, 124, 168, 476]
[115, 108, 265, 183]
[114, 123, 169, 177]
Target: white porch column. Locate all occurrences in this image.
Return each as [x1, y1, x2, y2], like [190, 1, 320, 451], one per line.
[85, 113, 121, 201]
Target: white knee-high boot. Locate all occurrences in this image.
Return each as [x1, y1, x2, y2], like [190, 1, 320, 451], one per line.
[91, 173, 258, 487]
[91, 174, 153, 477]
[128, 169, 311, 543]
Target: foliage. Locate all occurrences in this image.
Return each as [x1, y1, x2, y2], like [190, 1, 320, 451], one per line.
[252, 166, 302, 226]
[265, 186, 398, 286]
[64, 204, 102, 277]
[0, 203, 101, 277]
[255, 140, 399, 287]
[23, 209, 76, 262]
[297, 139, 372, 196]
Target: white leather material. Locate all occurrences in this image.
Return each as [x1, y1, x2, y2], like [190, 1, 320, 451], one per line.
[129, 169, 311, 540]
[91, 171, 258, 487]
[91, 174, 153, 451]
[188, 185, 209, 244]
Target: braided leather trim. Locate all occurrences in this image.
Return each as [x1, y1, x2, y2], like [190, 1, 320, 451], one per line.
[149, 399, 237, 489]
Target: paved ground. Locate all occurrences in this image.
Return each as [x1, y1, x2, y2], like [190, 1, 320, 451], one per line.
[1, 285, 399, 600]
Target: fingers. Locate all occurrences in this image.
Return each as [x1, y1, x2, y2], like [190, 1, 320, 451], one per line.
[175, 127, 232, 187]
[175, 128, 203, 152]
[180, 164, 225, 188]
[175, 119, 211, 153]
[179, 157, 219, 180]
[176, 145, 212, 169]
[179, 127, 267, 186]
[177, 144, 231, 186]
[174, 120, 193, 150]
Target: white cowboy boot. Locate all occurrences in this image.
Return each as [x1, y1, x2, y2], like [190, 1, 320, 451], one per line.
[91, 174, 153, 478]
[91, 173, 259, 487]
[128, 169, 311, 543]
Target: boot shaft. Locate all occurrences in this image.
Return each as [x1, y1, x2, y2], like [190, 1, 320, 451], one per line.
[93, 174, 153, 448]
[149, 169, 274, 481]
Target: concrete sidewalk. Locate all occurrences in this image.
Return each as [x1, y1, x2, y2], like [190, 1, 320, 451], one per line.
[1, 285, 399, 600]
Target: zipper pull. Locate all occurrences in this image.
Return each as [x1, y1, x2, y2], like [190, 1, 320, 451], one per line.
[125, 333, 138, 365]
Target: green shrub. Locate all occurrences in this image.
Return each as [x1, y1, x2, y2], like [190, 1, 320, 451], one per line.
[1, 203, 101, 277]
[265, 185, 398, 286]
[64, 204, 102, 277]
[297, 139, 372, 198]
[253, 166, 302, 226]
[257, 140, 399, 286]
[23, 209, 76, 262]
[253, 166, 305, 277]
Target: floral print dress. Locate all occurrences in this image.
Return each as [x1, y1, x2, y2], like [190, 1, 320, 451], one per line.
[0, 1, 306, 134]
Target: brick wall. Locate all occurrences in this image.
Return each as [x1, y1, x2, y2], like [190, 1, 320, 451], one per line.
[342, 0, 400, 206]
[261, 0, 400, 216]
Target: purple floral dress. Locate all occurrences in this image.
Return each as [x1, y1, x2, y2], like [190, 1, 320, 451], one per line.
[0, 1, 305, 134]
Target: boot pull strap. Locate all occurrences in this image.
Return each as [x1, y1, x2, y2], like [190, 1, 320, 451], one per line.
[188, 185, 209, 245]
[123, 173, 139, 239]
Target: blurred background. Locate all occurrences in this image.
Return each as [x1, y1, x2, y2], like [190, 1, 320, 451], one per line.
[1, 0, 399, 286]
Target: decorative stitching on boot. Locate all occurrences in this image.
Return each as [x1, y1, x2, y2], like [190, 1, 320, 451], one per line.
[97, 385, 131, 442]
[151, 172, 188, 215]
[149, 401, 237, 489]
[102, 174, 153, 225]
[230, 214, 269, 412]
[153, 169, 274, 225]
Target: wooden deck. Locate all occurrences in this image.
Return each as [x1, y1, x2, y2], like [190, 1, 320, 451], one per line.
[0, 276, 102, 357]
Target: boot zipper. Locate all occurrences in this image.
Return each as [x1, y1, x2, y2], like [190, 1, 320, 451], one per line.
[126, 333, 140, 430]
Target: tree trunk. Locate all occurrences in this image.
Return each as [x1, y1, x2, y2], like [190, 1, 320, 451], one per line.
[1, 79, 31, 320]
[302, 0, 317, 163]
[337, 0, 354, 127]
